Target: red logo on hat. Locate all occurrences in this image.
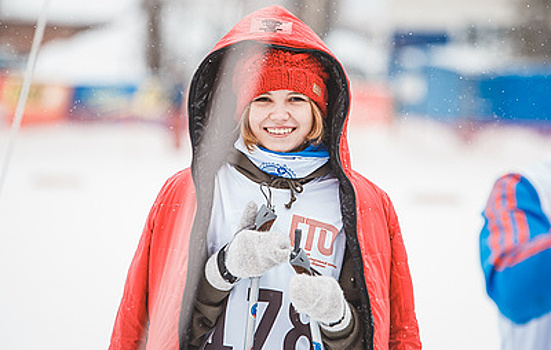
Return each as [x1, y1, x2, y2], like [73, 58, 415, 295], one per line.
[250, 18, 293, 34]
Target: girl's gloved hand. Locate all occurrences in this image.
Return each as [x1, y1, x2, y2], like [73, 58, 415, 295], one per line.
[225, 229, 291, 279]
[289, 274, 352, 332]
[205, 202, 290, 291]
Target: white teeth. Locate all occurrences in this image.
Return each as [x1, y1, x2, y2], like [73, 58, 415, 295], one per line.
[267, 128, 293, 135]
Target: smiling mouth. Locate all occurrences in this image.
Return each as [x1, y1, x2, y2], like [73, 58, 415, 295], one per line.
[265, 127, 295, 135]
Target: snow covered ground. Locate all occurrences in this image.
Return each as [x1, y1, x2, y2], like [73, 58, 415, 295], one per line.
[1, 117, 549, 349]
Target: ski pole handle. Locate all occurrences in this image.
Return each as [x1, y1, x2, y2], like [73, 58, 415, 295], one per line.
[289, 229, 312, 275]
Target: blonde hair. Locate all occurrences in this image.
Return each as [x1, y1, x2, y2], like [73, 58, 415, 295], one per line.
[240, 100, 325, 151]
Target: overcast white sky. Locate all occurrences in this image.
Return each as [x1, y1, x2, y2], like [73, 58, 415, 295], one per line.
[0, 0, 139, 24]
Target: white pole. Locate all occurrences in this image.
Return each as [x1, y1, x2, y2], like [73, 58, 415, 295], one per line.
[0, 0, 50, 198]
[244, 276, 260, 350]
[310, 320, 323, 350]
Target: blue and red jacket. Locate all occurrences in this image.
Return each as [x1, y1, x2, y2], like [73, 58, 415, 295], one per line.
[480, 166, 551, 324]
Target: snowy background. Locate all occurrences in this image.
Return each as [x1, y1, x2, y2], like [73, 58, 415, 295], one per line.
[1, 0, 550, 349]
[2, 118, 551, 350]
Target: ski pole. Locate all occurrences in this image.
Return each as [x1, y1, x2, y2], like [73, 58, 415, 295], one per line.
[289, 228, 323, 350]
[243, 203, 276, 350]
[0, 0, 50, 199]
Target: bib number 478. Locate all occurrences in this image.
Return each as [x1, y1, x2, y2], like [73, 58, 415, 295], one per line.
[202, 288, 316, 350]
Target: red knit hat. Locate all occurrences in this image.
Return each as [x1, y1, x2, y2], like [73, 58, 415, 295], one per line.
[232, 47, 329, 119]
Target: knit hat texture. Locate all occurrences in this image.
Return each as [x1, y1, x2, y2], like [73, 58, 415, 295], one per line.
[232, 47, 329, 118]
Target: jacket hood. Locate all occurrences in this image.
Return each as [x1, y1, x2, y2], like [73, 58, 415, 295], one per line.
[187, 5, 353, 179]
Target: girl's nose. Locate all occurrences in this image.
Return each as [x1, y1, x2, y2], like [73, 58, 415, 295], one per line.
[269, 101, 290, 120]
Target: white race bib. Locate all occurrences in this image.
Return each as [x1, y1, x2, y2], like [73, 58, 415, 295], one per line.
[203, 164, 345, 350]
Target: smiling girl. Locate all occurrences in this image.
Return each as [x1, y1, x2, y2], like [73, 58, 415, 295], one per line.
[245, 90, 317, 152]
[110, 6, 421, 350]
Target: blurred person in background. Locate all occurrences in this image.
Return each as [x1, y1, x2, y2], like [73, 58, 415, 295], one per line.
[480, 157, 551, 350]
[109, 5, 421, 350]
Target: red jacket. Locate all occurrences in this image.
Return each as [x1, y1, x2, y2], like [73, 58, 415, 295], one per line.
[110, 5, 421, 350]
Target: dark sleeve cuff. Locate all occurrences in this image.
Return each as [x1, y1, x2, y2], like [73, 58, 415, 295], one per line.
[189, 269, 232, 348]
[321, 303, 364, 349]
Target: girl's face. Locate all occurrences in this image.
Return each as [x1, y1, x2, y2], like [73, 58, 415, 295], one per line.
[248, 90, 314, 152]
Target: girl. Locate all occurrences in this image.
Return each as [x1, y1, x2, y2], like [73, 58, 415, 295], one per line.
[110, 5, 421, 350]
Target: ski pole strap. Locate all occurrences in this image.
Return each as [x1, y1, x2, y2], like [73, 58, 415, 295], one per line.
[217, 244, 239, 284]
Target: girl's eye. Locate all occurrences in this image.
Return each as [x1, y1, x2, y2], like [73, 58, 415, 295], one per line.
[252, 96, 271, 103]
[289, 95, 307, 102]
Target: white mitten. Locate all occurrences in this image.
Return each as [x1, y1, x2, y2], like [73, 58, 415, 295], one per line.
[225, 229, 290, 278]
[289, 274, 352, 332]
[205, 202, 290, 291]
